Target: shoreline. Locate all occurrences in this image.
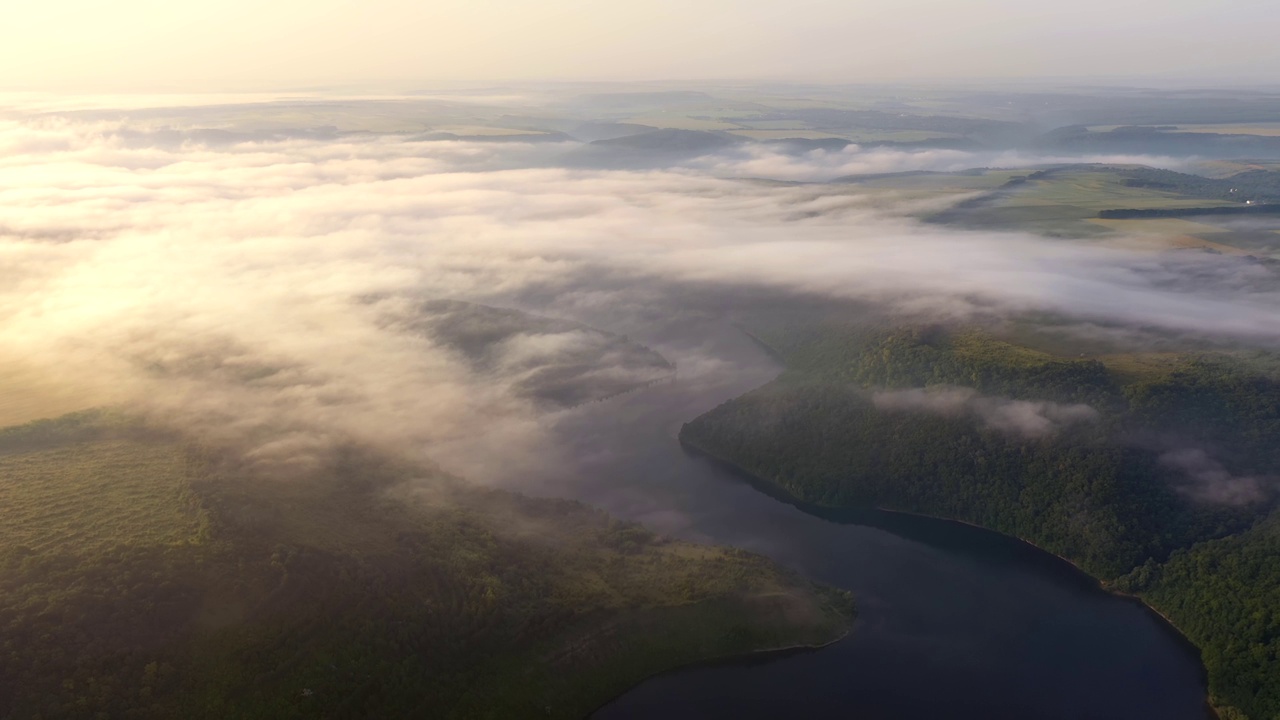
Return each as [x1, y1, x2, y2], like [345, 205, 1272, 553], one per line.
[586, 625, 853, 718]
[678, 433, 1222, 720]
[869, 506, 1217, 713]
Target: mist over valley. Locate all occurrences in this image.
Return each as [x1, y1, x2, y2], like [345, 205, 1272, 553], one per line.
[4, 80, 1280, 719]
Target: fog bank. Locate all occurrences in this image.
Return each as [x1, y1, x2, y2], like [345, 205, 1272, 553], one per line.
[3, 103, 1279, 482]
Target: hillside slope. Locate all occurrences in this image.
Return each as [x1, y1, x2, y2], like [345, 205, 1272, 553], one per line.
[681, 321, 1279, 718]
[0, 411, 852, 719]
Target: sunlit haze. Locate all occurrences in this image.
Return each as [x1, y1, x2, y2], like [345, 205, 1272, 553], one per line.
[5, 3, 1280, 719]
[4, 0, 1279, 90]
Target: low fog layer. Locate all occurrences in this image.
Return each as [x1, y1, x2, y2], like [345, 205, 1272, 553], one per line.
[872, 387, 1099, 439]
[1159, 448, 1268, 506]
[382, 299, 674, 409]
[3, 103, 1280, 482]
[690, 145, 1189, 182]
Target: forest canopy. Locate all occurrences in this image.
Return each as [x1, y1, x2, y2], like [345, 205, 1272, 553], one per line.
[682, 320, 1280, 719]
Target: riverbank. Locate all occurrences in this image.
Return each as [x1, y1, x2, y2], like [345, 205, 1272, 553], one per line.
[589, 625, 854, 718]
[677, 432, 1220, 720]
[542, 325, 1214, 719]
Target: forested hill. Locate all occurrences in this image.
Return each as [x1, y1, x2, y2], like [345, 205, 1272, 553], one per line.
[0, 411, 853, 720]
[1115, 509, 1280, 720]
[682, 321, 1280, 719]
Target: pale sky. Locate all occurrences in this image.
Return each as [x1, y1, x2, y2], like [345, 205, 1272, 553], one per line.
[3, 0, 1278, 91]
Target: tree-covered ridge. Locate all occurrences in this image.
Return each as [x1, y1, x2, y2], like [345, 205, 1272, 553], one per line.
[683, 379, 1250, 578]
[757, 324, 1124, 408]
[746, 321, 1280, 471]
[686, 321, 1280, 718]
[0, 413, 852, 720]
[1115, 509, 1280, 720]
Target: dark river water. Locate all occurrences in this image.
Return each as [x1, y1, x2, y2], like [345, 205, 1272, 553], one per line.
[530, 319, 1210, 720]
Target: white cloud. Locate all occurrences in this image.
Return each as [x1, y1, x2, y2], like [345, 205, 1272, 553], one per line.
[871, 386, 1099, 438]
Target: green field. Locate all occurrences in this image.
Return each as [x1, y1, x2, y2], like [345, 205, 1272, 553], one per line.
[999, 170, 1231, 211]
[0, 436, 205, 556]
[1089, 124, 1280, 137]
[923, 167, 1262, 239]
[1194, 160, 1280, 178]
[835, 166, 1239, 237]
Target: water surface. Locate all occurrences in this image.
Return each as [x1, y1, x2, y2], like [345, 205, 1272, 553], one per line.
[531, 319, 1208, 720]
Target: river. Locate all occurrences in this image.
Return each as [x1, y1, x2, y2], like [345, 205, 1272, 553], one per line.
[527, 317, 1210, 720]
